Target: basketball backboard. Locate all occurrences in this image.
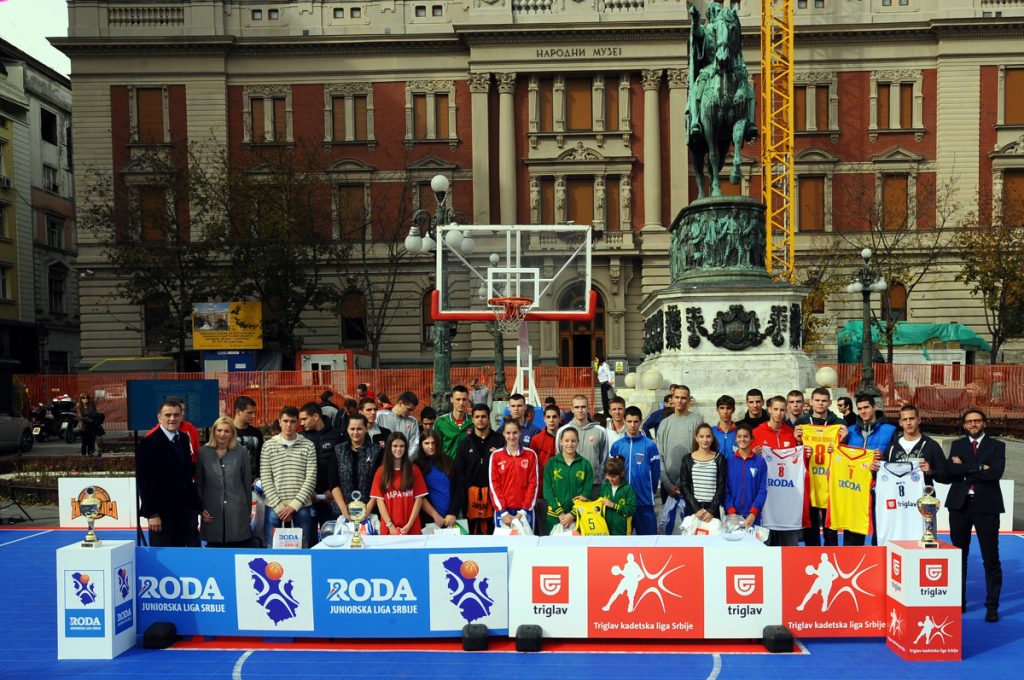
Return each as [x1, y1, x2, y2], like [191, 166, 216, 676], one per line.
[429, 223, 596, 323]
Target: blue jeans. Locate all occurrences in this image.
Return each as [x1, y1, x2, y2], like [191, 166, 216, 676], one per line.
[633, 506, 657, 536]
[264, 505, 314, 548]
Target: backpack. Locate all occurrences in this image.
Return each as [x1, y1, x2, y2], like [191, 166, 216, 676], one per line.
[572, 498, 609, 536]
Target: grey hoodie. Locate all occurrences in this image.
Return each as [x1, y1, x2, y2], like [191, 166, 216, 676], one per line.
[656, 411, 705, 492]
[556, 420, 608, 494]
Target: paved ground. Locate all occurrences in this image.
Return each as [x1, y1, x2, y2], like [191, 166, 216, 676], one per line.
[4, 430, 1023, 529]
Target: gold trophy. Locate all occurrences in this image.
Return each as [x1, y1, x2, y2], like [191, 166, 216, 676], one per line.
[917, 485, 941, 549]
[79, 487, 102, 548]
[348, 491, 367, 549]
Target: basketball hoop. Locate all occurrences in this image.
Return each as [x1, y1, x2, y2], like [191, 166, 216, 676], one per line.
[489, 296, 532, 335]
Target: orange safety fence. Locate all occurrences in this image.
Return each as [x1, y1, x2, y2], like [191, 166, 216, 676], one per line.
[821, 363, 1024, 419]
[15, 367, 595, 430]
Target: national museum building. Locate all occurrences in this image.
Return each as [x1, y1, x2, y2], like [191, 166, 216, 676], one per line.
[56, 0, 1024, 370]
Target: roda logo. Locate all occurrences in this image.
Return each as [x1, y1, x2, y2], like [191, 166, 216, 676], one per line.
[326, 578, 416, 602]
[138, 576, 224, 600]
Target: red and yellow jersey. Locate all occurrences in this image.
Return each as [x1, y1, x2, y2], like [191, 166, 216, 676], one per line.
[826, 445, 875, 535]
[801, 424, 843, 509]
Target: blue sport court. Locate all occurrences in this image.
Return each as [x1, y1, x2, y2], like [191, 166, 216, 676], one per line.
[3, 528, 1021, 679]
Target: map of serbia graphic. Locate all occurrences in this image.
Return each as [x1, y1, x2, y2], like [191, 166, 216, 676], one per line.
[442, 556, 494, 623]
[247, 558, 300, 624]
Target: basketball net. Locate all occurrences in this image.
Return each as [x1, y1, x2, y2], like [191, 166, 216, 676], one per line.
[489, 296, 540, 406]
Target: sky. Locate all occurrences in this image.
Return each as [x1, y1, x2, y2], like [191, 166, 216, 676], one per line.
[0, 0, 72, 77]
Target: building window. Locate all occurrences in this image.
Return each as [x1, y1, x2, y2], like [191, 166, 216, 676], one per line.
[0, 203, 6, 238]
[605, 177, 621, 230]
[870, 70, 922, 134]
[43, 165, 59, 192]
[604, 76, 620, 132]
[882, 0, 892, 5]
[538, 78, 554, 133]
[340, 290, 367, 347]
[566, 177, 594, 226]
[134, 87, 166, 143]
[268, 8, 280, 20]
[883, 282, 908, 322]
[1003, 67, 1024, 126]
[415, 6, 426, 17]
[48, 265, 67, 314]
[144, 294, 171, 347]
[405, 81, 457, 144]
[794, 85, 830, 132]
[48, 351, 69, 374]
[814, 0, 824, 7]
[337, 184, 366, 240]
[881, 174, 909, 230]
[432, 5, 443, 16]
[326, 84, 374, 144]
[351, 7, 362, 17]
[251, 9, 263, 19]
[565, 78, 593, 132]
[539, 177, 555, 224]
[334, 8, 344, 18]
[0, 265, 11, 300]
[797, 0, 806, 7]
[797, 176, 825, 232]
[244, 86, 292, 143]
[1002, 168, 1024, 223]
[46, 214, 65, 249]
[40, 109, 58, 145]
[421, 289, 434, 345]
[139, 186, 169, 241]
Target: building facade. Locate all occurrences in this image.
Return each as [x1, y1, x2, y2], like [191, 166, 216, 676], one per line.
[0, 41, 78, 373]
[56, 0, 1024, 371]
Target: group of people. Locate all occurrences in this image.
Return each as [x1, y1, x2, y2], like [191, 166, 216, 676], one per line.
[134, 381, 1005, 623]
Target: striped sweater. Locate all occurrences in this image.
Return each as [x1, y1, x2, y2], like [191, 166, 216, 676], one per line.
[260, 434, 317, 512]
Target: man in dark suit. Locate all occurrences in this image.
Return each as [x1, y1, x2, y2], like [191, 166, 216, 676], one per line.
[946, 409, 1004, 622]
[136, 399, 201, 547]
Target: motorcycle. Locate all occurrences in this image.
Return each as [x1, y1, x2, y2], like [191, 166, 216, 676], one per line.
[49, 395, 78, 444]
[30, 403, 62, 442]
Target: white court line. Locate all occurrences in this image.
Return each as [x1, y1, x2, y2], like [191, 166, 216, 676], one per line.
[0, 530, 52, 547]
[707, 652, 722, 680]
[232, 649, 253, 680]
[795, 638, 810, 654]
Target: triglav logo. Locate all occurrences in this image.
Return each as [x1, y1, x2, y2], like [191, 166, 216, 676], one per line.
[117, 567, 130, 599]
[71, 572, 98, 606]
[919, 559, 947, 587]
[913, 614, 952, 646]
[70, 486, 118, 520]
[532, 566, 569, 604]
[725, 566, 763, 617]
[247, 558, 300, 625]
[726, 566, 762, 603]
[441, 557, 494, 624]
[795, 552, 876, 613]
[891, 553, 902, 584]
[600, 552, 683, 614]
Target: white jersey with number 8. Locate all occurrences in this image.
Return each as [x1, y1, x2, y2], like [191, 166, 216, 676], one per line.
[874, 460, 925, 546]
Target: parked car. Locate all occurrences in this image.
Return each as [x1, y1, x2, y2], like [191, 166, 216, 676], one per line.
[0, 412, 33, 454]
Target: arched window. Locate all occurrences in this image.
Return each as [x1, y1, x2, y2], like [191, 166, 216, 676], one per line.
[340, 290, 367, 347]
[421, 289, 434, 345]
[883, 282, 907, 322]
[557, 284, 606, 367]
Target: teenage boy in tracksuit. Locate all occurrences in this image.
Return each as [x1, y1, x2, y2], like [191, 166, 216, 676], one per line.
[610, 406, 661, 535]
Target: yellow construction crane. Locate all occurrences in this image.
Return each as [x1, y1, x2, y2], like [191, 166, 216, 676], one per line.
[760, 0, 796, 283]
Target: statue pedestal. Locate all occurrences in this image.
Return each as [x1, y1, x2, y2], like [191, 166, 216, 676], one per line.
[638, 276, 815, 414]
[636, 196, 815, 416]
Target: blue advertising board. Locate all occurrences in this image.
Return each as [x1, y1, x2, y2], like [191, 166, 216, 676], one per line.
[136, 547, 509, 637]
[126, 380, 220, 431]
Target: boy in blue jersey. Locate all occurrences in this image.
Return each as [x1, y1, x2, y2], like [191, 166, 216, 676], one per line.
[610, 406, 661, 535]
[713, 394, 738, 455]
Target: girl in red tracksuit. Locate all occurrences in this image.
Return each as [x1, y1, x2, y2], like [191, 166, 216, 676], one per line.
[489, 418, 539, 531]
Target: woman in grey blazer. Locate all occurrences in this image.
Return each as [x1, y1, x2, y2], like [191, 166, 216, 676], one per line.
[197, 416, 253, 547]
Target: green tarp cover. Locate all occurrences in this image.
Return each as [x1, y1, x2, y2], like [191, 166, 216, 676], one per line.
[837, 321, 992, 363]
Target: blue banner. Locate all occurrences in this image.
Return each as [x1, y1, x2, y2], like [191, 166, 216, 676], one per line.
[136, 547, 509, 637]
[127, 379, 220, 431]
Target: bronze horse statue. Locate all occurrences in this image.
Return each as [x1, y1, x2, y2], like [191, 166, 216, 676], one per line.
[687, 4, 758, 199]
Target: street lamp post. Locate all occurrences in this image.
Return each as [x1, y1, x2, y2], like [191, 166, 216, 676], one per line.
[844, 247, 887, 403]
[404, 174, 470, 414]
